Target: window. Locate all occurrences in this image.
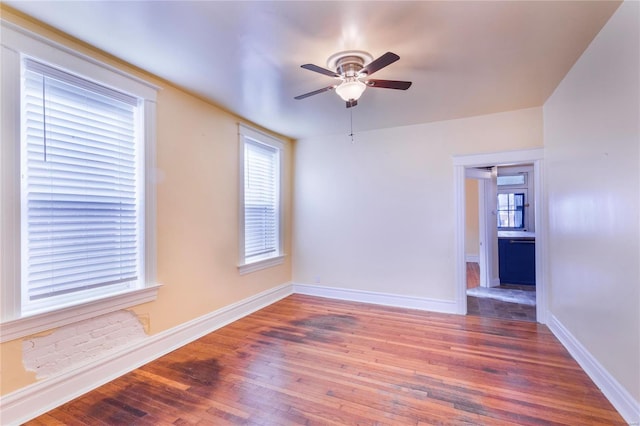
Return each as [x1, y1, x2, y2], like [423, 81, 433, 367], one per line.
[21, 59, 142, 314]
[238, 124, 284, 274]
[496, 168, 533, 231]
[497, 193, 525, 229]
[1, 22, 159, 341]
[497, 174, 526, 186]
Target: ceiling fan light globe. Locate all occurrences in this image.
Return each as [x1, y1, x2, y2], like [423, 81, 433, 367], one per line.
[335, 79, 366, 101]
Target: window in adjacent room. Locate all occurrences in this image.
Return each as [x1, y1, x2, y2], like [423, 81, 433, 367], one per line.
[238, 124, 284, 274]
[497, 174, 525, 186]
[496, 168, 532, 231]
[497, 192, 525, 229]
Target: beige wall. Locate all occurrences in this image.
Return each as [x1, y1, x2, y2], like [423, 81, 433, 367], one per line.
[544, 0, 639, 402]
[293, 107, 543, 301]
[0, 9, 293, 395]
[465, 179, 480, 259]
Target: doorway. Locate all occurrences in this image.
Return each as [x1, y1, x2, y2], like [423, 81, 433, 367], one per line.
[453, 148, 546, 324]
[465, 165, 536, 322]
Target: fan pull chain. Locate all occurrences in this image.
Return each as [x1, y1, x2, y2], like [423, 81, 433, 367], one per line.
[349, 107, 355, 143]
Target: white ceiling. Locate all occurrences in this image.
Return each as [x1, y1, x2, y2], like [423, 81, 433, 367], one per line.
[5, 1, 620, 140]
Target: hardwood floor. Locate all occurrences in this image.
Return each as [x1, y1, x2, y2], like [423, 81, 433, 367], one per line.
[466, 262, 537, 323]
[467, 289, 537, 323]
[27, 294, 625, 425]
[466, 262, 480, 289]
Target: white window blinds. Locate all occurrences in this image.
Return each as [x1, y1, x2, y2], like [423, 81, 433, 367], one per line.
[22, 58, 142, 312]
[244, 139, 280, 260]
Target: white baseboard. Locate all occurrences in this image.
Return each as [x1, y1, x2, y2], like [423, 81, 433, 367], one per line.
[293, 282, 458, 314]
[548, 314, 640, 425]
[465, 254, 479, 263]
[0, 282, 293, 426]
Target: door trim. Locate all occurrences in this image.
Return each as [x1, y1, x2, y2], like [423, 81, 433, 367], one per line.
[453, 148, 547, 323]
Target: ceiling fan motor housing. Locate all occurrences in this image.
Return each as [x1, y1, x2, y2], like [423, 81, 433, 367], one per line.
[336, 56, 365, 77]
[327, 50, 374, 77]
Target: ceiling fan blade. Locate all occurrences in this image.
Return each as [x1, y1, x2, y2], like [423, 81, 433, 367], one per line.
[366, 79, 412, 90]
[360, 52, 400, 76]
[301, 64, 341, 78]
[294, 85, 337, 100]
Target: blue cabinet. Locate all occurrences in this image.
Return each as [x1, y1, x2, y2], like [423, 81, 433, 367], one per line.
[498, 238, 536, 285]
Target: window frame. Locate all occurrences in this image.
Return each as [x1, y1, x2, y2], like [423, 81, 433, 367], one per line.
[497, 173, 527, 187]
[497, 192, 526, 230]
[496, 169, 533, 232]
[237, 124, 285, 275]
[0, 22, 160, 342]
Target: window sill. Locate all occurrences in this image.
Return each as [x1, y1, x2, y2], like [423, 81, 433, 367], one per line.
[238, 254, 286, 275]
[0, 284, 161, 343]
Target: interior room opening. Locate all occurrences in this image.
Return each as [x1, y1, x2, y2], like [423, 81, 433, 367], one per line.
[464, 163, 537, 323]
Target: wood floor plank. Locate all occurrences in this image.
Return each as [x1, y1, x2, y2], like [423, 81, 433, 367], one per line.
[25, 294, 626, 425]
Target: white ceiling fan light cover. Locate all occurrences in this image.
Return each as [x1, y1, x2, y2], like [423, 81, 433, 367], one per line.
[335, 78, 367, 101]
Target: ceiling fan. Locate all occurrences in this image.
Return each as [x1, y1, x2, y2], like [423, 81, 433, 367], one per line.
[294, 50, 412, 108]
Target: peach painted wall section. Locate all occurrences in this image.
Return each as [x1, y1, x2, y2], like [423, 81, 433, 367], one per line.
[0, 10, 293, 395]
[544, 1, 639, 403]
[465, 179, 480, 259]
[293, 107, 543, 301]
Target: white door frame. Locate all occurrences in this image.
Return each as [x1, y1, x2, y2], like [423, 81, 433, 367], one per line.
[453, 148, 547, 323]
